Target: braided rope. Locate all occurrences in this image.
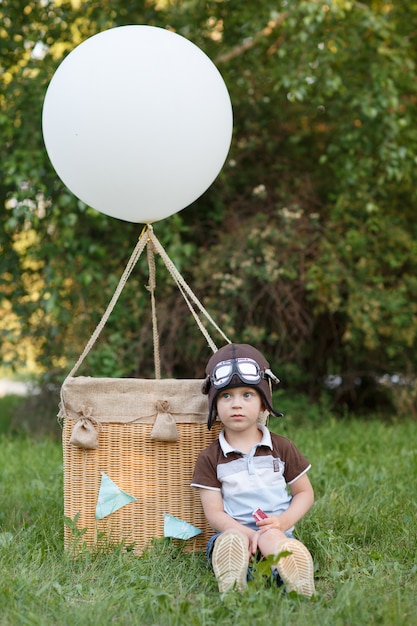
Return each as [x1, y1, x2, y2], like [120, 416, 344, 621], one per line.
[148, 229, 230, 349]
[61, 224, 230, 392]
[64, 228, 149, 380]
[146, 240, 161, 379]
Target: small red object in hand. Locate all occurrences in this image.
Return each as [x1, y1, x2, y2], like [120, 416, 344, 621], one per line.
[252, 508, 268, 522]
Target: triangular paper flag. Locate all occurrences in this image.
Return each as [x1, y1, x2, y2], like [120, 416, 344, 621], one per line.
[95, 472, 137, 519]
[163, 513, 202, 540]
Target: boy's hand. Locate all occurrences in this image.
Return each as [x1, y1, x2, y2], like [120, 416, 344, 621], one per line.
[256, 514, 289, 533]
[255, 474, 315, 534]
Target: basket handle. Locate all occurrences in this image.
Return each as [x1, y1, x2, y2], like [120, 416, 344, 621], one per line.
[64, 225, 230, 381]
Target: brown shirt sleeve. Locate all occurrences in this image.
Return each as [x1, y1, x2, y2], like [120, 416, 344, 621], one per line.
[191, 440, 222, 489]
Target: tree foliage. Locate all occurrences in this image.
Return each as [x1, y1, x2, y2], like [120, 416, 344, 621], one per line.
[1, 0, 417, 414]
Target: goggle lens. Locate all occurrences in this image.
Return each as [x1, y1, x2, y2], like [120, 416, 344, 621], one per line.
[238, 361, 259, 379]
[213, 363, 234, 386]
[211, 358, 262, 389]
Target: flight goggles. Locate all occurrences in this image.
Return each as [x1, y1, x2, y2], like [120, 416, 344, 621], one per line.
[210, 357, 279, 389]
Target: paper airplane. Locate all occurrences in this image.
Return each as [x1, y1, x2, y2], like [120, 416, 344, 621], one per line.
[95, 472, 137, 519]
[163, 513, 202, 540]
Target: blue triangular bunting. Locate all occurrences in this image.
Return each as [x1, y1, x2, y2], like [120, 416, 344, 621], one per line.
[163, 513, 202, 540]
[95, 472, 137, 519]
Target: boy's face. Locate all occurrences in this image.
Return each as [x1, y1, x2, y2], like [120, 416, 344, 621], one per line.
[216, 386, 264, 432]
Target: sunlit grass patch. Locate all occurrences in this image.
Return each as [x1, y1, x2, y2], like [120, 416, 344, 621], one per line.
[0, 416, 416, 625]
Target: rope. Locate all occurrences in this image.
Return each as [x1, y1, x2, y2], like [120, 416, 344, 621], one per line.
[146, 240, 161, 379]
[64, 228, 149, 380]
[176, 280, 218, 353]
[148, 229, 231, 348]
[61, 224, 231, 395]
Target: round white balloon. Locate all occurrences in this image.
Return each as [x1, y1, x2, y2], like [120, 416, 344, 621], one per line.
[42, 25, 233, 223]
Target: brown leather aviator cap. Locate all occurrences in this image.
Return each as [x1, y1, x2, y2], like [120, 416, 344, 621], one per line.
[202, 343, 283, 429]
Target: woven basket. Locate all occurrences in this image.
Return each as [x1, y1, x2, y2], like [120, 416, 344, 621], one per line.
[61, 376, 220, 554]
[60, 228, 229, 554]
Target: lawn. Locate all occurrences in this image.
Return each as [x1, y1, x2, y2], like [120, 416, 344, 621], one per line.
[0, 399, 416, 625]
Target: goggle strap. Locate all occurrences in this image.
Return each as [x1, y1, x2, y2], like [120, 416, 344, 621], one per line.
[264, 368, 280, 385]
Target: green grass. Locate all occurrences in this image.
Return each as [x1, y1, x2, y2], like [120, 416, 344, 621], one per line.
[0, 408, 416, 625]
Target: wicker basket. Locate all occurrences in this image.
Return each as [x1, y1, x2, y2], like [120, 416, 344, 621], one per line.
[60, 228, 229, 554]
[61, 376, 220, 554]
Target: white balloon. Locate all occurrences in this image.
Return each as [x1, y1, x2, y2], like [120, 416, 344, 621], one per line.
[42, 25, 233, 223]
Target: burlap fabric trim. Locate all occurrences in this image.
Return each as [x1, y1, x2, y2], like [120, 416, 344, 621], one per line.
[59, 377, 208, 446]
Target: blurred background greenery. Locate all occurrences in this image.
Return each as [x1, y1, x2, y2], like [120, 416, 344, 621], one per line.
[1, 0, 417, 427]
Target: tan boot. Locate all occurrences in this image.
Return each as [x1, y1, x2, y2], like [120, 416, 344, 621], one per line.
[211, 530, 248, 593]
[273, 538, 315, 598]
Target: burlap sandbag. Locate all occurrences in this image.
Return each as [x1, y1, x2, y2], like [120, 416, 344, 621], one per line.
[59, 377, 208, 447]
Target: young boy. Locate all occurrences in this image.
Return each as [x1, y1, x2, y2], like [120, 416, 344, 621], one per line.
[191, 343, 315, 597]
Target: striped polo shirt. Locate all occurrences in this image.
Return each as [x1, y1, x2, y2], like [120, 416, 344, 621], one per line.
[191, 424, 311, 531]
